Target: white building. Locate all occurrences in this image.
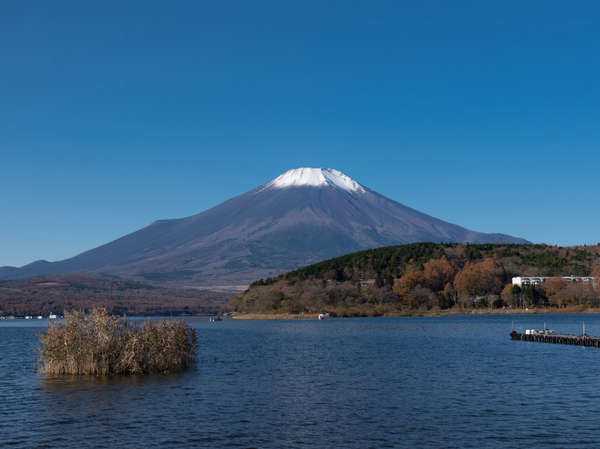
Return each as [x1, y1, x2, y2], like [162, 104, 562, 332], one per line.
[512, 276, 596, 287]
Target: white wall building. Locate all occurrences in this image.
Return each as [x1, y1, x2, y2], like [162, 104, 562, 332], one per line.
[512, 276, 596, 287]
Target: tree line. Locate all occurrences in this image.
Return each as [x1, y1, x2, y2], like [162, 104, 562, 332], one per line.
[0, 274, 228, 316]
[231, 243, 600, 316]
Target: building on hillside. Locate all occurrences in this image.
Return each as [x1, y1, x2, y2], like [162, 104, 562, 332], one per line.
[512, 276, 596, 287]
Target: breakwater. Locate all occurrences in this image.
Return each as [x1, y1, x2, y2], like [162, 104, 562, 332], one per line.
[510, 330, 600, 347]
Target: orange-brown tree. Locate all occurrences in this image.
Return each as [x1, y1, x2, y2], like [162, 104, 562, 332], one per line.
[454, 258, 503, 299]
[501, 284, 517, 307]
[392, 271, 425, 308]
[543, 277, 568, 302]
[423, 256, 456, 292]
[392, 271, 425, 299]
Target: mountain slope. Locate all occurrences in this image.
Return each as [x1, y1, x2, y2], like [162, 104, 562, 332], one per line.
[1, 168, 528, 285]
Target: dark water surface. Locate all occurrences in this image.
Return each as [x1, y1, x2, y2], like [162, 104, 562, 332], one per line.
[2, 315, 600, 448]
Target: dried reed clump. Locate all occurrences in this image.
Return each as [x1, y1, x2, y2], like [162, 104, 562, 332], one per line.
[39, 309, 197, 375]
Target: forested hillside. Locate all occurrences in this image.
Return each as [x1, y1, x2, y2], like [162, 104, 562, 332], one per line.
[230, 243, 600, 316]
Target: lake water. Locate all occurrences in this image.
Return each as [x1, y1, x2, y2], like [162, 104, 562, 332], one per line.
[2, 315, 600, 448]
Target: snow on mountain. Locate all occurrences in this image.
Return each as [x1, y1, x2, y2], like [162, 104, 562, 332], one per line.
[266, 168, 365, 193]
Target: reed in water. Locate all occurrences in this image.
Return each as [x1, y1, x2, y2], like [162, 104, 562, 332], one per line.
[39, 308, 197, 375]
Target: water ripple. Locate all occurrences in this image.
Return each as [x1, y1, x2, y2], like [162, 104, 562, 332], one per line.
[3, 316, 600, 447]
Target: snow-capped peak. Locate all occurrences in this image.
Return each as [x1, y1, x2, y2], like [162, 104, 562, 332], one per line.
[266, 168, 365, 193]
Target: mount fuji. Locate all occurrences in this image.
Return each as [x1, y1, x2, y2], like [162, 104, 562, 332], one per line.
[1, 168, 528, 286]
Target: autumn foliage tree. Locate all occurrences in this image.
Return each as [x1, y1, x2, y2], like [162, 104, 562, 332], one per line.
[501, 284, 519, 308]
[423, 256, 456, 291]
[543, 277, 568, 300]
[392, 271, 425, 297]
[454, 258, 503, 299]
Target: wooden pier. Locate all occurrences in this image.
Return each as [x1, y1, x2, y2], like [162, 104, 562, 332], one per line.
[510, 331, 600, 347]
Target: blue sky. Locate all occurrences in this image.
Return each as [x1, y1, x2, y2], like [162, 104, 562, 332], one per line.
[1, 1, 600, 266]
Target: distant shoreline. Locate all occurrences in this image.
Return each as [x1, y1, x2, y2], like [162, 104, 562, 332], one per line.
[231, 307, 600, 320]
[231, 313, 320, 320]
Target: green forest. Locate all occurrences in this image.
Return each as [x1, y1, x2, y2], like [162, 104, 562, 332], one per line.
[230, 243, 600, 316]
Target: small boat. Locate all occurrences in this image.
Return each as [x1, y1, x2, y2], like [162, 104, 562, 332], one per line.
[524, 322, 554, 336]
[25, 316, 32, 320]
[49, 314, 58, 320]
[525, 328, 555, 336]
[37, 316, 43, 319]
[318, 313, 330, 320]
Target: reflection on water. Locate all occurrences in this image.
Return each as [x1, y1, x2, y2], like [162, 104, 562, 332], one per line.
[3, 316, 600, 448]
[42, 371, 186, 392]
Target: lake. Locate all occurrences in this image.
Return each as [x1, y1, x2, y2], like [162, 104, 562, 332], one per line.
[2, 315, 600, 448]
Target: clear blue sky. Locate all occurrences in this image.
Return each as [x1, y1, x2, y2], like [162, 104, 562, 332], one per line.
[1, 1, 599, 267]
